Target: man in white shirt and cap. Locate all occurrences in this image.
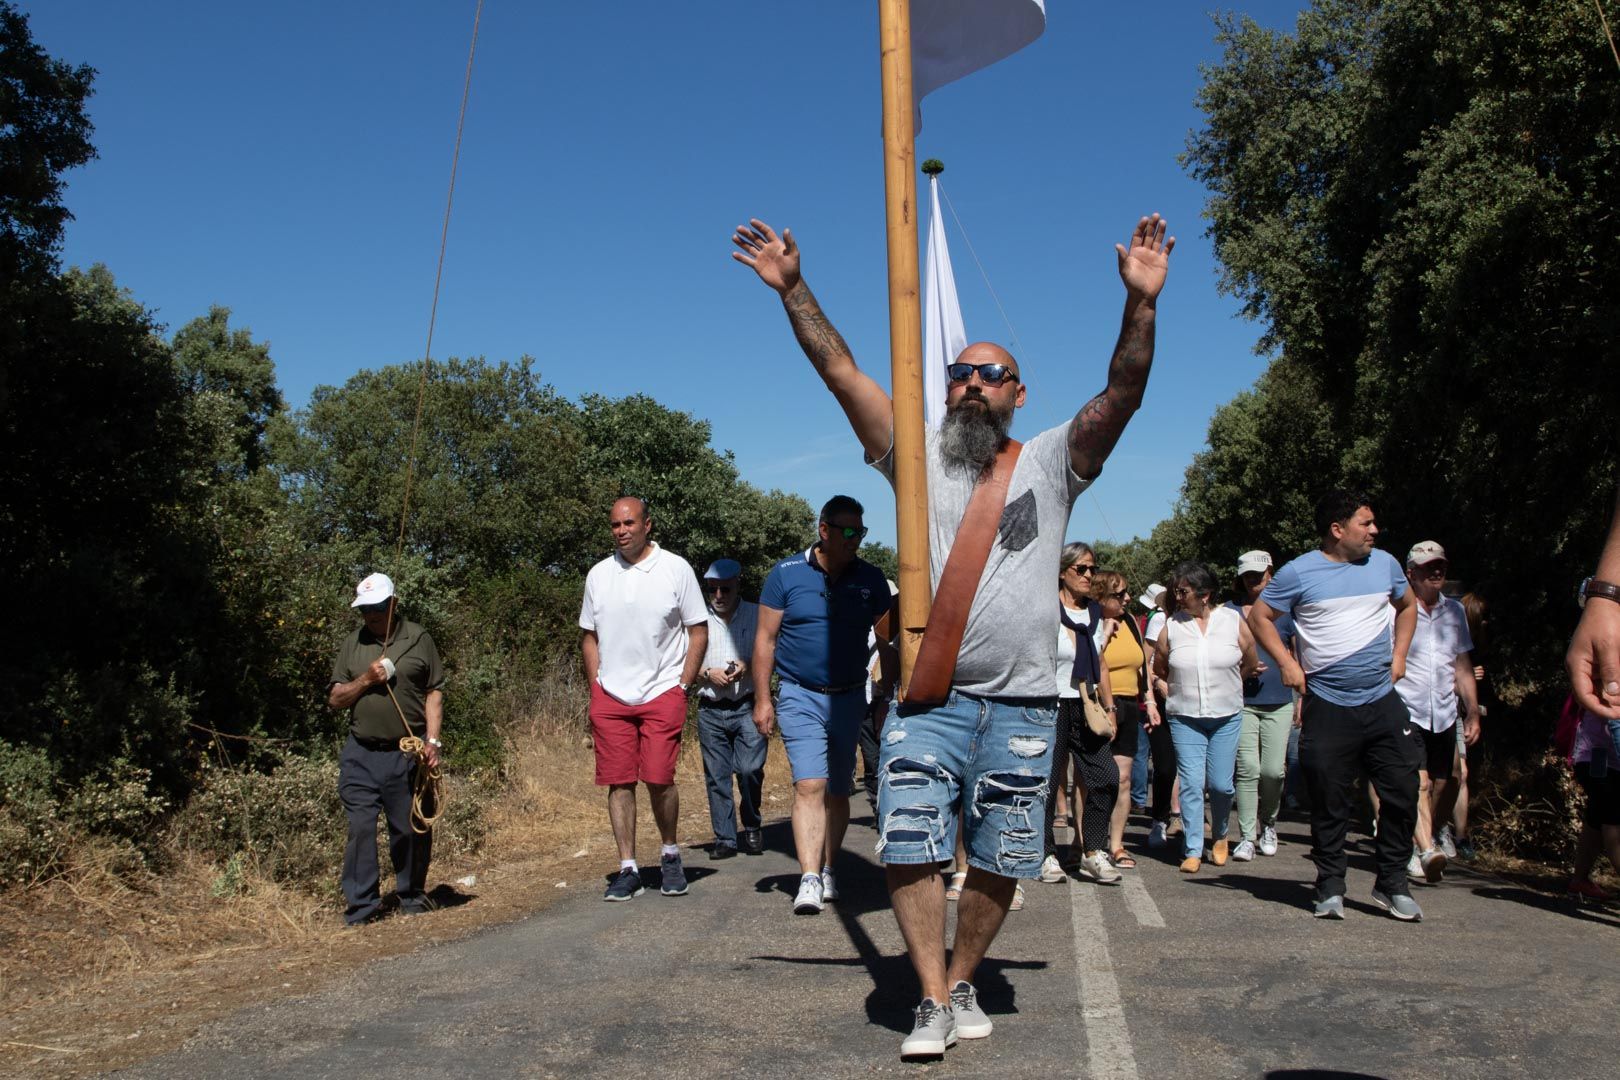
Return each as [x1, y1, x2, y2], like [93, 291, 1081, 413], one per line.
[694, 558, 766, 859]
[1394, 540, 1480, 884]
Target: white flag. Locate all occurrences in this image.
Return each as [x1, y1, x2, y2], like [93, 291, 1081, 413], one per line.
[912, 0, 1046, 126]
[922, 175, 965, 430]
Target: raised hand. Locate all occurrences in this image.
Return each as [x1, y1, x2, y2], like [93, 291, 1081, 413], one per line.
[732, 219, 800, 296]
[1115, 213, 1175, 302]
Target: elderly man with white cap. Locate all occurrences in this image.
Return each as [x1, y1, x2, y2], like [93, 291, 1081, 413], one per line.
[1394, 540, 1479, 885]
[693, 557, 766, 859]
[1229, 550, 1299, 861]
[327, 572, 445, 925]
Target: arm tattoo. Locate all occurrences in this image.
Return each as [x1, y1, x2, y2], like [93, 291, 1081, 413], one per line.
[1070, 305, 1155, 477]
[783, 280, 852, 376]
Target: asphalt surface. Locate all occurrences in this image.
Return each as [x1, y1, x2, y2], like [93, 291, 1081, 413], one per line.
[120, 810, 1620, 1078]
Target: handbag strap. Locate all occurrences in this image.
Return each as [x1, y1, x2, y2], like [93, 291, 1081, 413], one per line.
[905, 439, 1023, 704]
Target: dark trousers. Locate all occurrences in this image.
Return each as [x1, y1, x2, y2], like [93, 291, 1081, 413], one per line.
[339, 735, 431, 924]
[858, 698, 887, 818]
[1044, 697, 1119, 856]
[1298, 690, 1420, 899]
[1147, 716, 1178, 823]
[697, 699, 767, 848]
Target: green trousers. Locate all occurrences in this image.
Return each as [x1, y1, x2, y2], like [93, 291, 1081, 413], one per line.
[1235, 701, 1293, 841]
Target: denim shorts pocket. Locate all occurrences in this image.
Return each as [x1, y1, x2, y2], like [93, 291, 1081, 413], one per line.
[1020, 704, 1057, 728]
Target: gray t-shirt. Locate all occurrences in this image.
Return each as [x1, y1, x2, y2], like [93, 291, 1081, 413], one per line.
[871, 421, 1090, 698]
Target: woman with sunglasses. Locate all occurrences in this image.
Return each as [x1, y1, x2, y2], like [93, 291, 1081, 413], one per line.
[1153, 561, 1261, 872]
[1041, 542, 1122, 885]
[1096, 570, 1153, 868]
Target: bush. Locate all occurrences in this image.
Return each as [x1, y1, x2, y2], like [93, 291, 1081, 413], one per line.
[0, 740, 70, 887]
[171, 755, 344, 893]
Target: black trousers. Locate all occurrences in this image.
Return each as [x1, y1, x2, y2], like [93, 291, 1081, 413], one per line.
[1146, 714, 1178, 823]
[1298, 690, 1420, 899]
[1044, 697, 1118, 856]
[339, 735, 431, 923]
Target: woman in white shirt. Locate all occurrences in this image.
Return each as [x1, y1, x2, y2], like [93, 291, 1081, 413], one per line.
[1153, 561, 1260, 873]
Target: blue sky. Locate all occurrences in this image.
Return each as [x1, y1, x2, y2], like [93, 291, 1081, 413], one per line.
[32, 1, 1308, 550]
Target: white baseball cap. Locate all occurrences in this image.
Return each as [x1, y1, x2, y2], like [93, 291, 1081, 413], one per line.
[351, 572, 396, 608]
[1137, 583, 1166, 610]
[1237, 550, 1273, 575]
[1406, 541, 1447, 567]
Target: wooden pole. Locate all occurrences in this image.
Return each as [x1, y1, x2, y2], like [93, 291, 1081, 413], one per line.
[877, 0, 931, 694]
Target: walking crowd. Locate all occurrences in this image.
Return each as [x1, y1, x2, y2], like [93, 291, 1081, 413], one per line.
[323, 211, 1620, 1063]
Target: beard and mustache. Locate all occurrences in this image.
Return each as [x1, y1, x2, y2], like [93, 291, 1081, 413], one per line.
[938, 392, 1013, 475]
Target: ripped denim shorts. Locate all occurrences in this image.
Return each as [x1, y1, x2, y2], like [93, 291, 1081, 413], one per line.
[873, 690, 1057, 879]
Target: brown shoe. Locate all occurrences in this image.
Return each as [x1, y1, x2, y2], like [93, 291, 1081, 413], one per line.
[1179, 857, 1201, 874]
[1211, 840, 1229, 866]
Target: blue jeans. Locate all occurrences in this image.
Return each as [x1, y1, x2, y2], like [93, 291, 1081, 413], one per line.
[1131, 725, 1151, 806]
[1167, 713, 1241, 860]
[697, 699, 767, 847]
[875, 690, 1057, 879]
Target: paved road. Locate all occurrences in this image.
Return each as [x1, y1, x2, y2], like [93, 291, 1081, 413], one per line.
[122, 812, 1620, 1078]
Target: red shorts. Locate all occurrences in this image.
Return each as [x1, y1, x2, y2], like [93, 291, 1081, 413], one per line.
[589, 683, 687, 785]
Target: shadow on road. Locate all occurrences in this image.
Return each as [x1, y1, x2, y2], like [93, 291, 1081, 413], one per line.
[1469, 885, 1620, 928]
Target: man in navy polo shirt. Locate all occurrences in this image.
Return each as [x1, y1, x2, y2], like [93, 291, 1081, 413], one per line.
[754, 495, 894, 915]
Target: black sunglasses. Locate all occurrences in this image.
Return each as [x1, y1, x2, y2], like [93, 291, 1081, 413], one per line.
[946, 362, 1018, 387]
[1070, 564, 1096, 576]
[827, 524, 869, 540]
[708, 583, 734, 594]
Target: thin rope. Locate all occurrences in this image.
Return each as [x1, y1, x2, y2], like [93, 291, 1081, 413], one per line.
[936, 182, 1118, 544]
[378, 0, 484, 833]
[1597, 0, 1620, 73]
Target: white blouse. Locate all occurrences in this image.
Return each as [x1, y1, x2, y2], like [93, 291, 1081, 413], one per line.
[1164, 605, 1244, 719]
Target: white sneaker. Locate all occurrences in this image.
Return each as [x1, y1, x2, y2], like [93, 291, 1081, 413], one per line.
[793, 873, 824, 914]
[1407, 847, 1422, 878]
[1232, 839, 1256, 862]
[1147, 821, 1168, 848]
[820, 866, 839, 902]
[1436, 825, 1457, 860]
[1077, 850, 1122, 885]
[1419, 847, 1447, 884]
[1258, 825, 1279, 856]
[1038, 854, 1066, 883]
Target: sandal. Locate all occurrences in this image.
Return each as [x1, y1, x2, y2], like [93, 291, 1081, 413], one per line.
[1110, 849, 1136, 869]
[945, 871, 967, 901]
[1009, 883, 1025, 911]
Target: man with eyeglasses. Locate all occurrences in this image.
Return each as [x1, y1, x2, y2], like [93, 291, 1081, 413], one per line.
[1394, 541, 1479, 885]
[694, 558, 766, 859]
[580, 497, 709, 903]
[733, 213, 1173, 1057]
[327, 572, 445, 925]
[754, 496, 895, 916]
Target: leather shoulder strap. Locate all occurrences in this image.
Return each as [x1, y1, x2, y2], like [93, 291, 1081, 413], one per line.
[905, 439, 1023, 705]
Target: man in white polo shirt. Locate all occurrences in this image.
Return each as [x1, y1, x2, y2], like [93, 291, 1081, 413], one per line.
[1395, 541, 1479, 885]
[580, 497, 708, 902]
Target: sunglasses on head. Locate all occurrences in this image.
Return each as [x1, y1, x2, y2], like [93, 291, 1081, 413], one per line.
[946, 362, 1017, 387]
[827, 524, 869, 540]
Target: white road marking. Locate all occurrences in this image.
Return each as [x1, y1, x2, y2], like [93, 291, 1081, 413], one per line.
[1121, 872, 1165, 928]
[1069, 880, 1140, 1080]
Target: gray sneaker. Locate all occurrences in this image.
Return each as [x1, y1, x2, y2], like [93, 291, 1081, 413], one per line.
[1077, 850, 1123, 885]
[659, 852, 689, 896]
[948, 981, 993, 1039]
[1419, 847, 1447, 884]
[1436, 825, 1458, 860]
[1371, 888, 1423, 921]
[603, 867, 644, 902]
[900, 998, 957, 1058]
[1312, 894, 1345, 920]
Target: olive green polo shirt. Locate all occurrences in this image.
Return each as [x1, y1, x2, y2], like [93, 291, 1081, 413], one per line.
[330, 618, 446, 741]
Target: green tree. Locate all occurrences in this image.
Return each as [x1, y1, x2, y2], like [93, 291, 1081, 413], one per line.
[1177, 0, 1620, 684]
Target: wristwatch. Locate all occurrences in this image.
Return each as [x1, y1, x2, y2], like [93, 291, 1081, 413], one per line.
[1581, 578, 1620, 608]
[427, 737, 442, 748]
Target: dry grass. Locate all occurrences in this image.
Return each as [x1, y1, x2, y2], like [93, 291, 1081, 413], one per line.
[0, 714, 796, 1079]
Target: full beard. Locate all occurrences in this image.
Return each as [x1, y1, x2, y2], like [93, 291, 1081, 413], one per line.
[938, 398, 1011, 475]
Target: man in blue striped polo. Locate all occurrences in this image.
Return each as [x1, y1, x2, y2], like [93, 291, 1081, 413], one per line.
[1249, 489, 1421, 921]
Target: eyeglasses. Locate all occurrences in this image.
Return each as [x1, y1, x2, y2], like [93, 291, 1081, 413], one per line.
[708, 584, 734, 594]
[358, 602, 392, 615]
[946, 362, 1018, 387]
[1173, 586, 1197, 598]
[1110, 590, 1129, 600]
[826, 524, 869, 540]
[1070, 564, 1096, 576]
[1414, 562, 1447, 578]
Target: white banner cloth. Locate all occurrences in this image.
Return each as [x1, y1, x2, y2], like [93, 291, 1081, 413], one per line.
[922, 175, 965, 430]
[912, 0, 1046, 128]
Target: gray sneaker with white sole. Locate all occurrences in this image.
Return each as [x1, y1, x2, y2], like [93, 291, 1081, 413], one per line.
[900, 998, 957, 1058]
[948, 981, 992, 1039]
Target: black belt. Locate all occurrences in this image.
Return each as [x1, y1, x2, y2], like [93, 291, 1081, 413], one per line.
[787, 679, 866, 695]
[352, 734, 406, 751]
[701, 694, 755, 710]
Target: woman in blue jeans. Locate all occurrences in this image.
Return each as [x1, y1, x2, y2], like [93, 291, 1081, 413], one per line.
[1153, 562, 1260, 873]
